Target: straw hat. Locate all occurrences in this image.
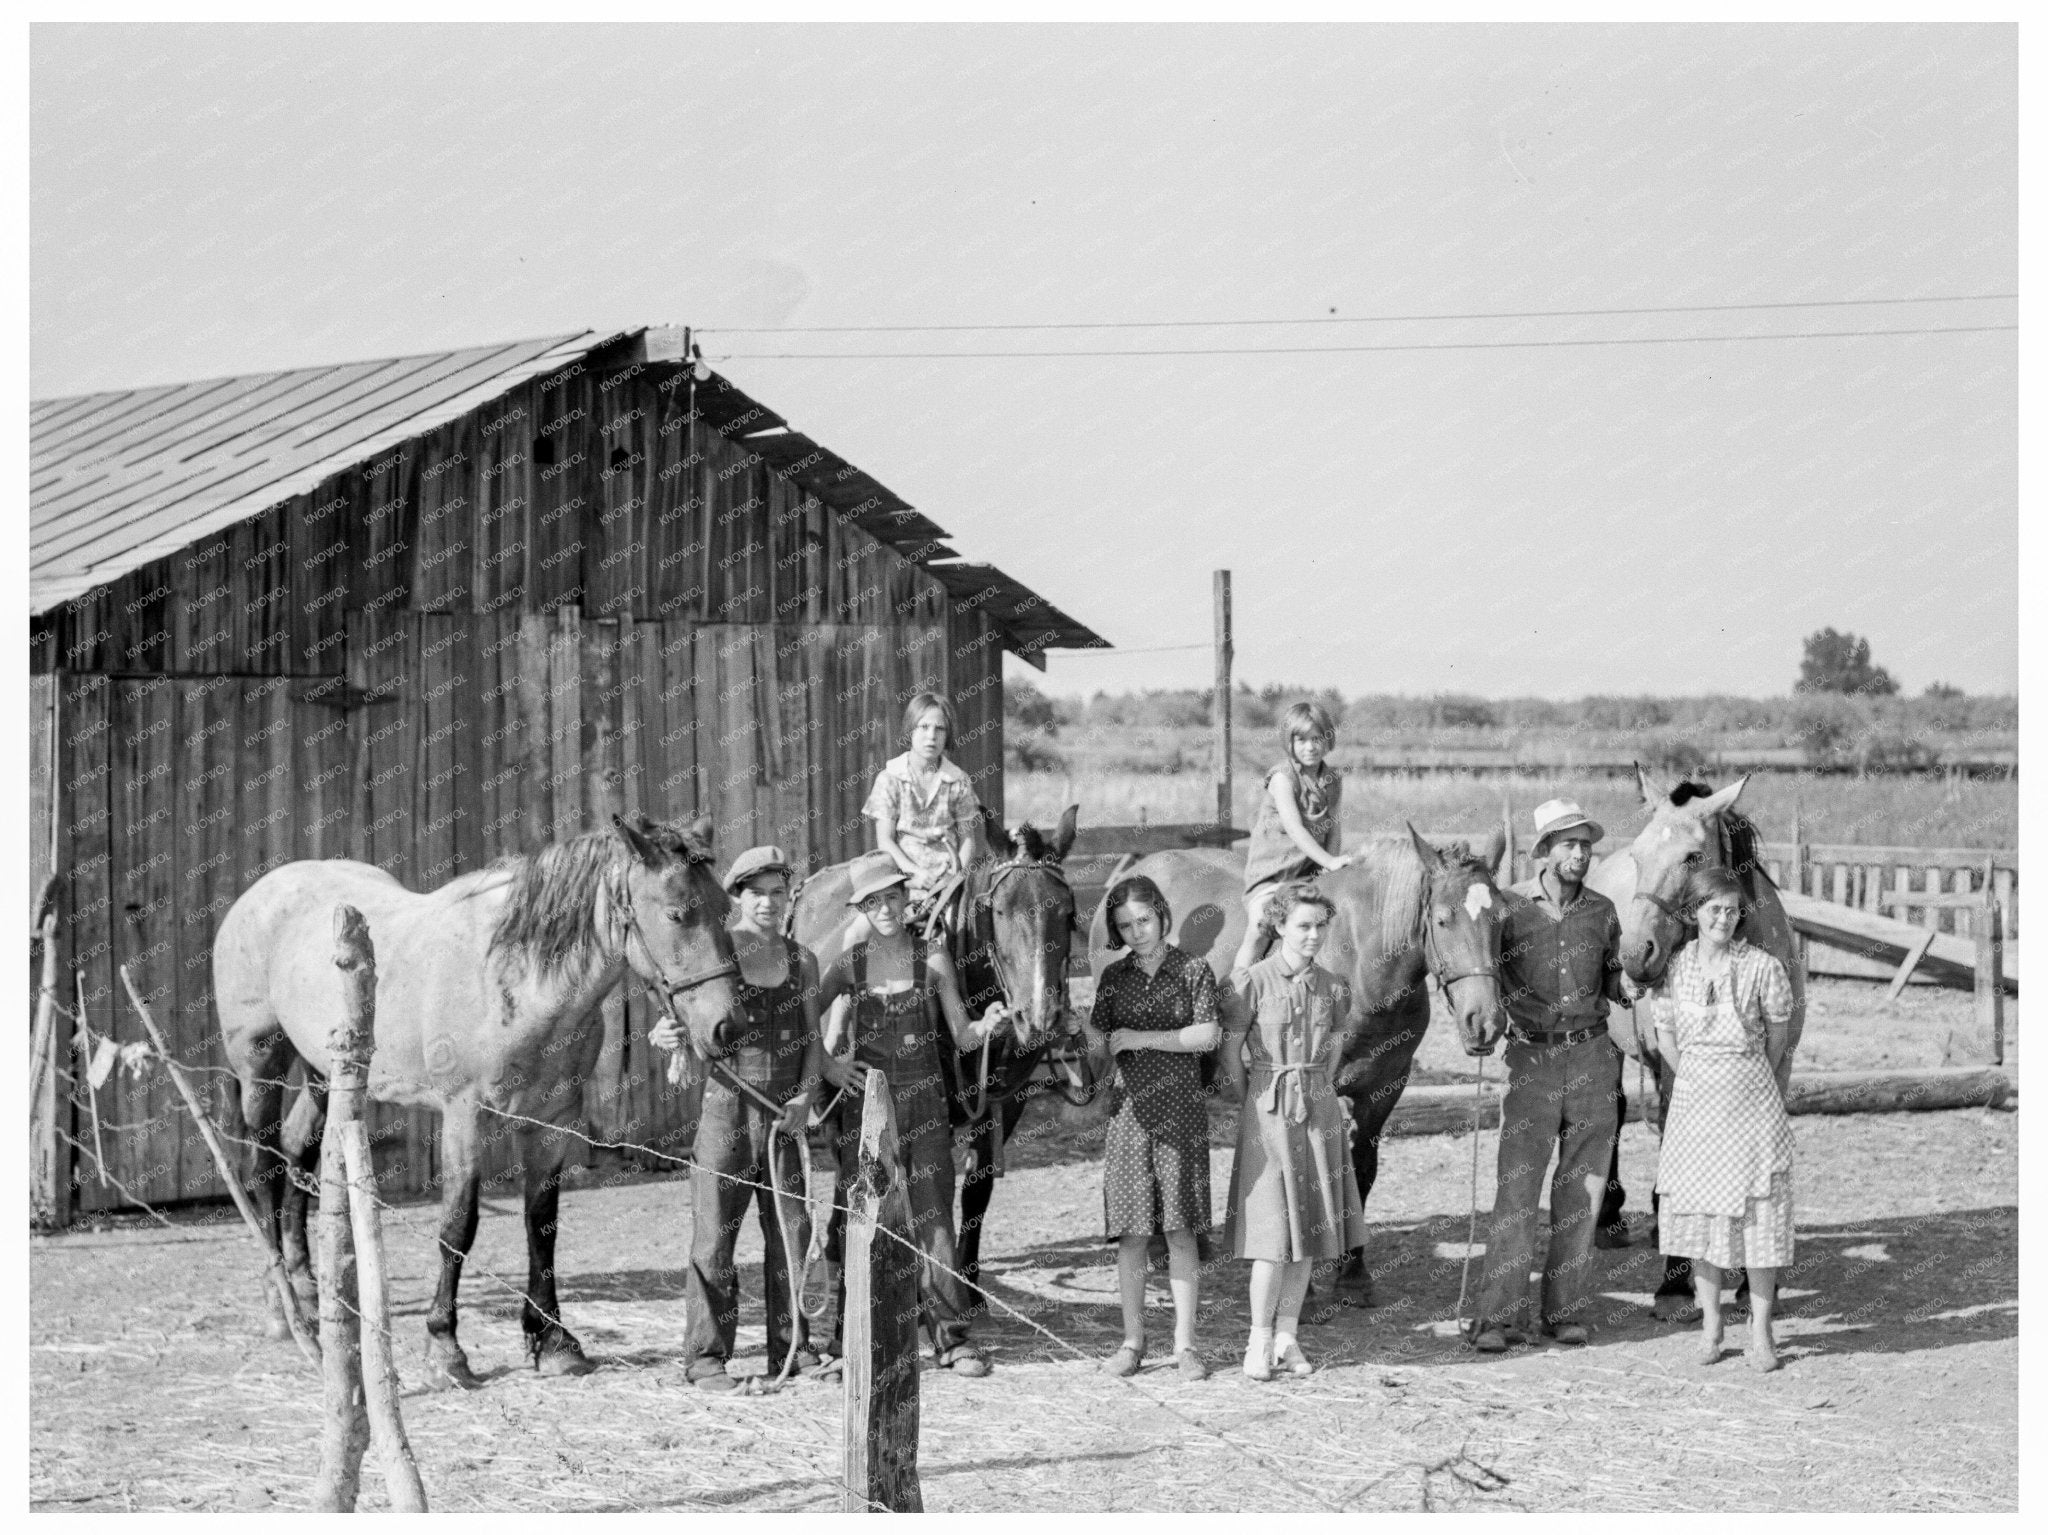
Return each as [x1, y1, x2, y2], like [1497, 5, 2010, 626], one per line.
[1531, 799, 1605, 856]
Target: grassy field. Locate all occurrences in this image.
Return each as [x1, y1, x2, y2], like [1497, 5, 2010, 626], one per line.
[1006, 768, 2018, 849]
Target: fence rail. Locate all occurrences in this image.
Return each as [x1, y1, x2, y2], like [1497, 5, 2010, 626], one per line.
[1064, 823, 2020, 992]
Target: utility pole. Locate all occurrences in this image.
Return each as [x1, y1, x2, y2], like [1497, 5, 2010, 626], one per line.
[1214, 570, 1232, 834]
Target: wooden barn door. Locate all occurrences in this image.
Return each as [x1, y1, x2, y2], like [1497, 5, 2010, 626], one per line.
[58, 675, 355, 1214]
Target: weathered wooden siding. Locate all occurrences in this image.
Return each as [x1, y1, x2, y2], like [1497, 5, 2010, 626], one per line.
[31, 357, 1037, 1213]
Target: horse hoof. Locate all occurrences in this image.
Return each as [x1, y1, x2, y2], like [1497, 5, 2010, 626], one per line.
[263, 1311, 292, 1342]
[1651, 1294, 1700, 1324]
[425, 1341, 483, 1391]
[532, 1329, 595, 1378]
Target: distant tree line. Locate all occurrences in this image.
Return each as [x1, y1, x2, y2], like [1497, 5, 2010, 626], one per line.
[1004, 627, 2011, 773]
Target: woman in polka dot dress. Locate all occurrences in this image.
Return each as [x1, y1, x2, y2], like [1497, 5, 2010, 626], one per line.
[1087, 875, 1222, 1381]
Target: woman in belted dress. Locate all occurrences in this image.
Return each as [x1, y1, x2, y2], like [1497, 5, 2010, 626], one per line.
[811, 852, 1006, 1377]
[1223, 881, 1366, 1382]
[1087, 875, 1222, 1381]
[1653, 866, 1797, 1372]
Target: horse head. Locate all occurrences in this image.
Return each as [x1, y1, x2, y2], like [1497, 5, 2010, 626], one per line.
[1618, 766, 1749, 985]
[1406, 823, 1509, 1056]
[609, 812, 746, 1040]
[970, 804, 1081, 1049]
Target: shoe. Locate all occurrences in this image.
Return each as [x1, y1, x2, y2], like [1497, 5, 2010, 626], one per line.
[1103, 1344, 1144, 1377]
[1242, 1340, 1275, 1381]
[1472, 1328, 1509, 1355]
[1175, 1349, 1210, 1381]
[1594, 1223, 1631, 1251]
[1547, 1323, 1589, 1347]
[691, 1369, 737, 1393]
[808, 1352, 843, 1379]
[773, 1347, 821, 1375]
[937, 1345, 991, 1377]
[1276, 1342, 1314, 1378]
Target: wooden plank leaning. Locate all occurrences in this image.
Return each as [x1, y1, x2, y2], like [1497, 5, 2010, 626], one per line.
[315, 904, 429, 1512]
[842, 1069, 923, 1513]
[120, 962, 320, 1366]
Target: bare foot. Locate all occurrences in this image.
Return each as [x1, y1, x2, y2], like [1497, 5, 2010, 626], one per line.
[1747, 1321, 1780, 1373]
[1697, 1322, 1725, 1365]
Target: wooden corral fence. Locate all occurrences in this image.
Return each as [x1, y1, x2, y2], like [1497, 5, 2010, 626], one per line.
[1355, 746, 2016, 777]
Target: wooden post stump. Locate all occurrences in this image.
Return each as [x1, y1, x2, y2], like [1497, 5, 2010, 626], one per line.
[1975, 866, 2005, 1067]
[313, 904, 427, 1511]
[841, 1070, 922, 1513]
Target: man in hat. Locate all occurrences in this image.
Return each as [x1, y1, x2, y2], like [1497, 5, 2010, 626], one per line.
[1469, 800, 1637, 1353]
[651, 844, 826, 1391]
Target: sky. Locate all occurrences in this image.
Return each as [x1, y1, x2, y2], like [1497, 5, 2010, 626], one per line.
[29, 23, 2018, 701]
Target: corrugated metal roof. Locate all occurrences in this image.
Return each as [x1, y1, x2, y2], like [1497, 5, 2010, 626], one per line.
[31, 331, 618, 612]
[29, 329, 1110, 654]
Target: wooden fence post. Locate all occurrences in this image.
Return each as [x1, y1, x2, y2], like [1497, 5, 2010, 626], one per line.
[29, 879, 68, 1229]
[842, 1070, 922, 1513]
[1790, 811, 1810, 973]
[1975, 863, 2004, 1067]
[332, 906, 429, 1511]
[1499, 800, 1516, 883]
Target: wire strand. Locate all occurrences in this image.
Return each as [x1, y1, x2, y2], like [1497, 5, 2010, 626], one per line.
[707, 322, 2015, 362]
[698, 291, 2017, 335]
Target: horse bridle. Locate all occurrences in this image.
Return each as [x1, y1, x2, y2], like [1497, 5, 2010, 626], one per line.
[961, 855, 1093, 1117]
[1420, 878, 1502, 992]
[607, 853, 741, 1017]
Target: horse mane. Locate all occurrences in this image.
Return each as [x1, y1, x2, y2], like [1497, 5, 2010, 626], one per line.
[1349, 835, 1429, 954]
[485, 829, 623, 977]
[1671, 778, 1765, 895]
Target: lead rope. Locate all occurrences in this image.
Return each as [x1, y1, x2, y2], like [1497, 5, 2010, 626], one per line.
[636, 970, 815, 1396]
[1454, 1048, 1488, 1345]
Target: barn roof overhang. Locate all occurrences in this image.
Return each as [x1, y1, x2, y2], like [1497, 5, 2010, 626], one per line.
[29, 326, 1110, 666]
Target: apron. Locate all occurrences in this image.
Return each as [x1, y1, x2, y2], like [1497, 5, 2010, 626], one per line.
[1655, 966, 1793, 1217]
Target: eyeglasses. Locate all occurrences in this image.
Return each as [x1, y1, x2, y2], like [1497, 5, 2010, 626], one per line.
[1698, 905, 1740, 922]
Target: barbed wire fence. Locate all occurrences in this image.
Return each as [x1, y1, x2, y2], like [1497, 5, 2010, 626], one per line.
[36, 975, 1528, 1513]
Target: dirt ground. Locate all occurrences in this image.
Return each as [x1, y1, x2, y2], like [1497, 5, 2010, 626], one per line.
[28, 977, 2018, 1513]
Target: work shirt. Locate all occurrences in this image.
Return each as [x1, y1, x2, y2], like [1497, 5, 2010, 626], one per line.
[1498, 871, 1628, 1036]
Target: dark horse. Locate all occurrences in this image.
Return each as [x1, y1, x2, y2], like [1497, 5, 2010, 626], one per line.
[216, 814, 746, 1386]
[1090, 827, 1508, 1306]
[789, 806, 1093, 1302]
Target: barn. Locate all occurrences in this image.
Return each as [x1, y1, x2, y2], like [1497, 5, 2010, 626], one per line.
[28, 326, 1107, 1226]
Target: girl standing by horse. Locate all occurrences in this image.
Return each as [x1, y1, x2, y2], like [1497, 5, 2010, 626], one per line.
[864, 691, 987, 925]
[1088, 875, 1222, 1381]
[1231, 701, 1353, 972]
[812, 852, 1007, 1376]
[1653, 866, 1797, 1373]
[1223, 882, 1366, 1381]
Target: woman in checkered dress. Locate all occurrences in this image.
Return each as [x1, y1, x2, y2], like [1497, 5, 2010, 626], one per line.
[1653, 866, 1797, 1372]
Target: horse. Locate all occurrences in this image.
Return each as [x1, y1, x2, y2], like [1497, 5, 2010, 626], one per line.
[215, 813, 746, 1387]
[1588, 766, 1806, 1319]
[1089, 826, 1508, 1306]
[788, 806, 1095, 1304]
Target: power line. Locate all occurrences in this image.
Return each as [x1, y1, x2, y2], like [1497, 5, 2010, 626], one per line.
[698, 292, 2016, 336]
[707, 323, 2015, 361]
